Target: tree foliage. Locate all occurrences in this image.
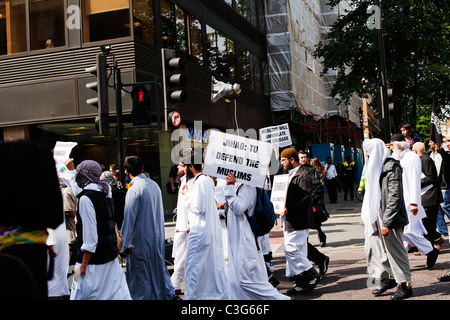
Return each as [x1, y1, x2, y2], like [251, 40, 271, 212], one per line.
[314, 0, 450, 137]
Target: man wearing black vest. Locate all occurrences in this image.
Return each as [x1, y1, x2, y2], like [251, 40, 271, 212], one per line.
[66, 159, 131, 300]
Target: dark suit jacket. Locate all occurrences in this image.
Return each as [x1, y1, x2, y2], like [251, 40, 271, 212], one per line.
[285, 166, 314, 231]
[420, 153, 444, 207]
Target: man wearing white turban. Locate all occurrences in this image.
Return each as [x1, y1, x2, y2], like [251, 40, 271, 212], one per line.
[362, 138, 412, 300]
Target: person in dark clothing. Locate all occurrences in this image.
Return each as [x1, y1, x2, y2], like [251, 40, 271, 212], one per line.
[412, 142, 444, 248]
[343, 155, 357, 201]
[298, 151, 330, 276]
[0, 140, 64, 300]
[280, 148, 321, 295]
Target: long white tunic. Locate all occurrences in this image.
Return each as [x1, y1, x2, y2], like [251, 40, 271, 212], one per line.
[399, 149, 432, 255]
[184, 174, 227, 300]
[70, 183, 131, 300]
[171, 175, 190, 290]
[224, 184, 290, 300]
[120, 174, 175, 300]
[47, 211, 70, 298]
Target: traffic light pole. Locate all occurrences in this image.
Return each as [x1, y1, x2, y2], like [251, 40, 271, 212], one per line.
[374, 0, 391, 143]
[114, 59, 125, 186]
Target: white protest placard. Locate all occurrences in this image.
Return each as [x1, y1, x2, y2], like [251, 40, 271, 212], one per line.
[259, 123, 292, 148]
[53, 141, 77, 177]
[270, 174, 289, 214]
[203, 131, 273, 188]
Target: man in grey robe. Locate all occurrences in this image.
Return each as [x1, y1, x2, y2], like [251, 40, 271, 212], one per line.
[120, 156, 177, 300]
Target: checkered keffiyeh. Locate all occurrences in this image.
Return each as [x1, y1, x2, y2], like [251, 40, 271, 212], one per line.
[75, 160, 109, 195]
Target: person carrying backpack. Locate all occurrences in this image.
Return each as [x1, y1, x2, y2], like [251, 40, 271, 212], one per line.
[223, 172, 290, 300]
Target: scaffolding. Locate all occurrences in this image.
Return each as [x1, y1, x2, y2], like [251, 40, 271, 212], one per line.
[265, 0, 362, 126]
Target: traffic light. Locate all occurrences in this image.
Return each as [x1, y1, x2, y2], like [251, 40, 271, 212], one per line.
[387, 88, 394, 112]
[130, 85, 151, 125]
[86, 54, 109, 136]
[162, 48, 187, 112]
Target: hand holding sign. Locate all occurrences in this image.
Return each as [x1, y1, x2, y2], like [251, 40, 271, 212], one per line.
[203, 131, 273, 188]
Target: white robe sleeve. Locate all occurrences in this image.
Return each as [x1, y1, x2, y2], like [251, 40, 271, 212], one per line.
[120, 188, 140, 252]
[185, 176, 207, 215]
[78, 195, 98, 253]
[223, 184, 256, 217]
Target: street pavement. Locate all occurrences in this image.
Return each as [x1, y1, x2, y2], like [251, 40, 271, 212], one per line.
[165, 191, 450, 300]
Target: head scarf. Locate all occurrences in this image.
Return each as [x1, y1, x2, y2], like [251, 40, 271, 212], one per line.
[361, 138, 391, 235]
[100, 171, 116, 185]
[75, 160, 109, 195]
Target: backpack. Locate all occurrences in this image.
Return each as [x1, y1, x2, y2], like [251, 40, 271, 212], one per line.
[238, 185, 276, 237]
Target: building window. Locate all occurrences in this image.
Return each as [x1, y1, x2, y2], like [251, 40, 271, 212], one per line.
[235, 0, 248, 18]
[187, 14, 202, 66]
[30, 0, 65, 50]
[161, 0, 202, 65]
[160, 0, 175, 49]
[0, 0, 27, 55]
[206, 25, 235, 81]
[83, 0, 130, 43]
[134, 0, 156, 45]
[238, 45, 262, 93]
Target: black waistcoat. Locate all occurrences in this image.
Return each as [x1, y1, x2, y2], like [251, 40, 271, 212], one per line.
[76, 190, 118, 265]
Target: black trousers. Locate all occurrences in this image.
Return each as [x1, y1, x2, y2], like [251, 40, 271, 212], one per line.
[343, 175, 355, 200]
[423, 204, 442, 244]
[325, 178, 338, 203]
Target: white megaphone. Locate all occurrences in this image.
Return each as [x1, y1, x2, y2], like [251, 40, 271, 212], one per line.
[211, 76, 241, 103]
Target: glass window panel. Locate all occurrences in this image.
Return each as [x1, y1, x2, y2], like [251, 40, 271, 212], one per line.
[160, 0, 176, 49]
[223, 0, 233, 7]
[134, 0, 155, 45]
[188, 14, 202, 65]
[249, 0, 257, 27]
[235, 0, 247, 18]
[252, 54, 261, 93]
[262, 59, 269, 96]
[0, 0, 27, 55]
[83, 0, 130, 43]
[238, 45, 250, 87]
[206, 25, 235, 80]
[30, 0, 65, 50]
[175, 5, 187, 56]
[257, 0, 266, 33]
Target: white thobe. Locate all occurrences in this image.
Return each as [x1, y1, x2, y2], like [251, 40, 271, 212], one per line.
[399, 149, 433, 255]
[171, 175, 190, 291]
[214, 178, 229, 260]
[224, 184, 290, 300]
[70, 183, 131, 300]
[184, 174, 227, 300]
[47, 211, 70, 298]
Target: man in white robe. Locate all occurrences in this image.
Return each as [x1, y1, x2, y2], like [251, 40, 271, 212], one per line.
[120, 156, 177, 300]
[391, 135, 439, 269]
[170, 163, 191, 294]
[223, 172, 290, 300]
[183, 157, 227, 300]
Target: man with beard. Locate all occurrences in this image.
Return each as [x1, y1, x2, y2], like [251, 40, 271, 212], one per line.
[280, 148, 321, 295]
[182, 151, 227, 300]
[390, 134, 439, 269]
[362, 138, 412, 300]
